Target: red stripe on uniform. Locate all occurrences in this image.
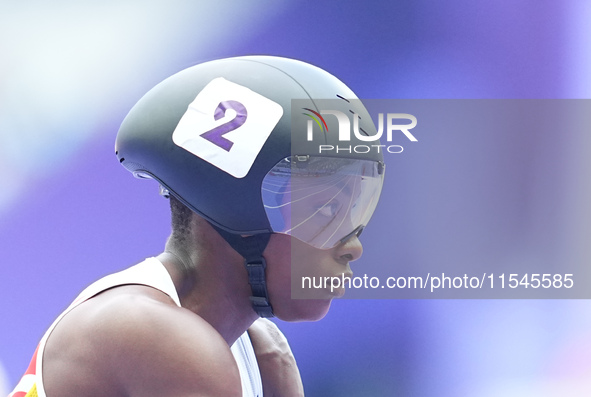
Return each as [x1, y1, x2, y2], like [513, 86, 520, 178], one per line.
[24, 345, 39, 375]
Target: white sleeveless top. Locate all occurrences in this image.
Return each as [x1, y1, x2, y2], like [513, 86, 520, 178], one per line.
[9, 258, 263, 397]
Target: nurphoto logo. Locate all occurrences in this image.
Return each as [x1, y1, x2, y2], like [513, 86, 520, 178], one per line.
[303, 107, 418, 154]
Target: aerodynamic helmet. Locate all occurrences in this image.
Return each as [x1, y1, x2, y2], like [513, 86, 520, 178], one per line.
[115, 56, 385, 316]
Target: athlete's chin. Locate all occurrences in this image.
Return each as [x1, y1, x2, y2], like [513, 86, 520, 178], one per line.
[275, 299, 333, 322]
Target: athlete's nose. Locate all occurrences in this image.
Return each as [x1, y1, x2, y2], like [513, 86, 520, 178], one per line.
[335, 234, 363, 263]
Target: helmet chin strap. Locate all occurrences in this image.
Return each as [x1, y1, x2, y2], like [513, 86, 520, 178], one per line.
[208, 223, 274, 318]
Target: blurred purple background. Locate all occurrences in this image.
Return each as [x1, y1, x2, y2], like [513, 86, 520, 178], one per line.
[1, 1, 590, 395]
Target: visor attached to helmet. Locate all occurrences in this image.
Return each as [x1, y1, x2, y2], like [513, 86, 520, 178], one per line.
[262, 155, 384, 249]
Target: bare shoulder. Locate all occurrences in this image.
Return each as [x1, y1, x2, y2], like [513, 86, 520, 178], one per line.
[43, 285, 241, 397]
[248, 318, 304, 397]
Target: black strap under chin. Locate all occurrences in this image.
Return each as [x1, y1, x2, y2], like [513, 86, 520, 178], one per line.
[209, 224, 274, 318]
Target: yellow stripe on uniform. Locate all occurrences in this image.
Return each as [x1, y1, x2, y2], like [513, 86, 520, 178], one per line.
[25, 383, 38, 397]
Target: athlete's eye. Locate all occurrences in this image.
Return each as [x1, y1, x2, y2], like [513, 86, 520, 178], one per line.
[316, 201, 341, 218]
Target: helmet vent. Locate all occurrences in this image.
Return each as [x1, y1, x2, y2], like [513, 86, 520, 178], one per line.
[349, 109, 370, 136]
[336, 94, 350, 103]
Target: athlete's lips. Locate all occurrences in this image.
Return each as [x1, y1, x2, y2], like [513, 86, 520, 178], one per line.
[330, 271, 354, 298]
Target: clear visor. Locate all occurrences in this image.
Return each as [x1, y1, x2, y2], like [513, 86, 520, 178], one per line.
[262, 156, 384, 249]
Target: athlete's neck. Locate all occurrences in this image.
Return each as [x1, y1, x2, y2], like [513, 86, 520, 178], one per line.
[159, 228, 258, 345]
